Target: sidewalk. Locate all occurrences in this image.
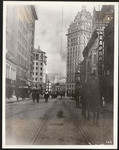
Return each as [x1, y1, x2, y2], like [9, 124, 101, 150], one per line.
[6, 95, 45, 103]
[6, 96, 31, 103]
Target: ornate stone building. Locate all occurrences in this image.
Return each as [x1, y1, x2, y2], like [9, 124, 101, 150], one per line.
[66, 7, 92, 96]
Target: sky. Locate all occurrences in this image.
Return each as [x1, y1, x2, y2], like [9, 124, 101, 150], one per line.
[34, 2, 102, 77]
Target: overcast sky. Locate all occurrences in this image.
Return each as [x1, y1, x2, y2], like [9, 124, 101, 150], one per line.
[34, 2, 102, 77]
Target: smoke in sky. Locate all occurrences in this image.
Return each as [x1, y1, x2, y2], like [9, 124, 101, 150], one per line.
[34, 2, 102, 76]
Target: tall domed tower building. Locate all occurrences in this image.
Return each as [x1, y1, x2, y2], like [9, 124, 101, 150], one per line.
[66, 7, 92, 96]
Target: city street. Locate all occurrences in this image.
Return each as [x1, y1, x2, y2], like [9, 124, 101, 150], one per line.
[6, 97, 113, 145]
[3, 2, 117, 149]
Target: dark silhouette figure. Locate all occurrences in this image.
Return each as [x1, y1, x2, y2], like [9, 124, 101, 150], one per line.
[36, 90, 39, 103]
[32, 89, 36, 102]
[75, 88, 80, 108]
[15, 87, 19, 101]
[44, 91, 49, 103]
[80, 83, 89, 120]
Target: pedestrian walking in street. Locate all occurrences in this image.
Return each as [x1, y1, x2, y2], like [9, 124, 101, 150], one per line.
[80, 83, 88, 120]
[44, 91, 49, 103]
[32, 88, 36, 102]
[15, 86, 19, 101]
[36, 89, 40, 103]
[75, 88, 80, 108]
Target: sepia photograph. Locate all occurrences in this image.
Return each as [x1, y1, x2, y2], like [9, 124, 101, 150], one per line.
[2, 1, 118, 149]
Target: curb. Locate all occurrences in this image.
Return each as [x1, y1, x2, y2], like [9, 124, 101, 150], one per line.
[6, 98, 31, 104]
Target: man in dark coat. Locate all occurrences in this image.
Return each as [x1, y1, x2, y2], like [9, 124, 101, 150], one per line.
[44, 91, 49, 103]
[36, 89, 39, 103]
[15, 86, 19, 101]
[32, 88, 36, 102]
[75, 87, 80, 108]
[80, 83, 88, 119]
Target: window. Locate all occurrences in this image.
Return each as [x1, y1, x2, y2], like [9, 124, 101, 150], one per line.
[41, 53, 43, 59]
[41, 63, 43, 66]
[35, 78, 37, 81]
[36, 54, 39, 60]
[36, 72, 38, 75]
[36, 62, 38, 65]
[93, 69, 96, 75]
[36, 67, 38, 70]
[100, 36, 103, 40]
[99, 41, 103, 45]
[40, 67, 42, 71]
[40, 73, 42, 76]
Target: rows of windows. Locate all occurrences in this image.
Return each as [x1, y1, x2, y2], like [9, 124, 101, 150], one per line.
[33, 71, 43, 76]
[33, 61, 38, 65]
[17, 67, 26, 78]
[33, 53, 44, 60]
[17, 42, 27, 57]
[18, 30, 27, 49]
[33, 66, 43, 71]
[67, 78, 75, 83]
[33, 61, 43, 66]
[19, 19, 28, 35]
[68, 36, 90, 47]
[19, 8, 31, 32]
[67, 84, 75, 88]
[17, 53, 27, 68]
[34, 77, 42, 81]
[33, 72, 38, 75]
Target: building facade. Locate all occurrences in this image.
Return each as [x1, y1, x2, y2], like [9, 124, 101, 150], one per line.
[33, 46, 47, 91]
[66, 7, 92, 96]
[6, 5, 38, 89]
[83, 30, 99, 82]
[81, 5, 114, 101]
[102, 18, 114, 102]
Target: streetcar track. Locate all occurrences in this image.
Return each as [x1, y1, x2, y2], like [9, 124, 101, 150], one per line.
[31, 107, 54, 145]
[63, 100, 92, 145]
[30, 99, 92, 145]
[31, 100, 59, 145]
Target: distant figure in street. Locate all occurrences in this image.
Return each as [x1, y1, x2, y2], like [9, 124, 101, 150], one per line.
[21, 88, 25, 100]
[32, 88, 36, 102]
[60, 91, 63, 99]
[75, 88, 80, 108]
[44, 91, 49, 103]
[15, 87, 19, 101]
[36, 89, 40, 103]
